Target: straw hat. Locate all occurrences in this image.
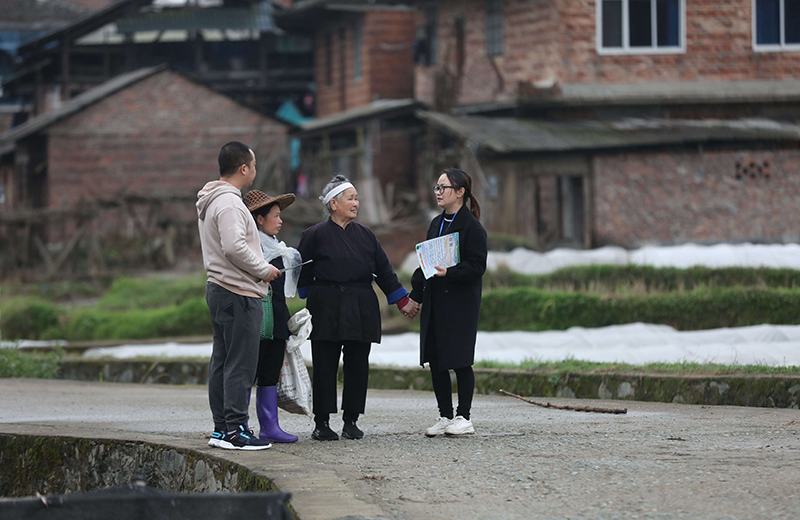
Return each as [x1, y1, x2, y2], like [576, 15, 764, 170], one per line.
[244, 190, 296, 213]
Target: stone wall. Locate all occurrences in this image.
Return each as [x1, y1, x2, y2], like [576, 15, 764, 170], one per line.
[0, 435, 280, 498]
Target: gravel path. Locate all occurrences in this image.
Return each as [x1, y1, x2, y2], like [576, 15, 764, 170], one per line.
[1, 380, 798, 519]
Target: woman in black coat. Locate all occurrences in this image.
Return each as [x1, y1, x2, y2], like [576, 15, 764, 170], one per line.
[409, 168, 488, 437]
[297, 175, 415, 441]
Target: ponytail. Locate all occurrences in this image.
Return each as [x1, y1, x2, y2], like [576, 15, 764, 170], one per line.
[443, 167, 481, 221]
[467, 192, 481, 220]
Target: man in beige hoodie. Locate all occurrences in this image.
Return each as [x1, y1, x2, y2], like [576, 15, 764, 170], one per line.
[197, 141, 280, 451]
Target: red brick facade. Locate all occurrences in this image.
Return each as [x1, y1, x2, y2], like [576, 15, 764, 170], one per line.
[415, 0, 800, 107]
[593, 148, 800, 245]
[45, 70, 288, 210]
[314, 10, 417, 117]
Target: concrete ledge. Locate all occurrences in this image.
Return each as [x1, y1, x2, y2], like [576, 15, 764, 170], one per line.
[59, 359, 800, 408]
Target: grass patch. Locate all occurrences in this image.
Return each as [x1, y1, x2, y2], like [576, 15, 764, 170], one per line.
[0, 347, 64, 378]
[474, 357, 800, 375]
[97, 273, 208, 310]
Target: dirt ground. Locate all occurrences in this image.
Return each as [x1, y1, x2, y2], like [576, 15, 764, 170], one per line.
[1, 379, 798, 519]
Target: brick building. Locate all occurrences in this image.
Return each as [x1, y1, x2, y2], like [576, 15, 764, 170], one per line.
[276, 1, 424, 225]
[405, 0, 800, 249]
[0, 66, 289, 275]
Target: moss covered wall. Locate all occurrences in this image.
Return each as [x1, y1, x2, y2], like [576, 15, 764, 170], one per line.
[0, 435, 279, 499]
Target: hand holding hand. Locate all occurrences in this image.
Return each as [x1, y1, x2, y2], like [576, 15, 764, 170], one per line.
[400, 299, 420, 319]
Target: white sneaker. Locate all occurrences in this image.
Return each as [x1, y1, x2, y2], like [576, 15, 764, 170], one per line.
[425, 416, 453, 437]
[444, 416, 474, 435]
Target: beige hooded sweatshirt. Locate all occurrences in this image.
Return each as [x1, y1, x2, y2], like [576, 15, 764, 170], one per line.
[197, 180, 272, 298]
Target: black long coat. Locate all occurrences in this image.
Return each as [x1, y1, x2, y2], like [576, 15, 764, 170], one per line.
[297, 219, 406, 343]
[410, 207, 487, 369]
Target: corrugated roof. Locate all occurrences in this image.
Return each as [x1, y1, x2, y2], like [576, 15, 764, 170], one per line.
[297, 98, 422, 134]
[18, 0, 151, 53]
[115, 2, 275, 33]
[455, 79, 800, 115]
[275, 0, 413, 30]
[0, 65, 165, 146]
[419, 111, 800, 155]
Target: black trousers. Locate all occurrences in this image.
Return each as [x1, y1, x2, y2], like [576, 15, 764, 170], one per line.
[311, 340, 371, 416]
[206, 282, 261, 432]
[426, 323, 475, 420]
[255, 337, 286, 387]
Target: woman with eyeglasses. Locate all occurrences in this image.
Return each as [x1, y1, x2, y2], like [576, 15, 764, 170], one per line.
[408, 168, 488, 436]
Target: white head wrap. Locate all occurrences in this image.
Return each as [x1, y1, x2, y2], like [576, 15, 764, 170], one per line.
[258, 232, 302, 298]
[322, 182, 355, 206]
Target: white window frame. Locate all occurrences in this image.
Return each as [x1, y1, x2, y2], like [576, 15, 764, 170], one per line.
[596, 0, 686, 55]
[752, 0, 800, 52]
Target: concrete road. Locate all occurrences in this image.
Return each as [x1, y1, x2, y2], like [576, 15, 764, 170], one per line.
[1, 379, 798, 519]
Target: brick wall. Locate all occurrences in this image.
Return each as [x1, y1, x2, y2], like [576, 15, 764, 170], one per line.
[593, 148, 800, 245]
[314, 11, 416, 117]
[45, 70, 288, 212]
[415, 0, 800, 107]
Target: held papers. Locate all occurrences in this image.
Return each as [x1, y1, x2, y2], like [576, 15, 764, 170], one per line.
[415, 232, 460, 279]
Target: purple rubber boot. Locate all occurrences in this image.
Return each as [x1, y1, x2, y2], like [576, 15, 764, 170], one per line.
[256, 386, 298, 443]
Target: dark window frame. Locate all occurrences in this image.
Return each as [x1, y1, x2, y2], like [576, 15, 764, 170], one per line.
[485, 0, 504, 56]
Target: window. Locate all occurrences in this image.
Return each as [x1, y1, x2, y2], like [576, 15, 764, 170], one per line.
[456, 17, 465, 74]
[597, 0, 684, 54]
[353, 20, 363, 80]
[754, 0, 800, 50]
[485, 0, 504, 56]
[325, 32, 332, 85]
[424, 3, 438, 65]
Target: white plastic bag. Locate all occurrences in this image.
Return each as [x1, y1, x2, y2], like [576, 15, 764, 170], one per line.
[277, 308, 313, 416]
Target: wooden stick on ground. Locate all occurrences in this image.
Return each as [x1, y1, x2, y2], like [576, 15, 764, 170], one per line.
[499, 389, 627, 414]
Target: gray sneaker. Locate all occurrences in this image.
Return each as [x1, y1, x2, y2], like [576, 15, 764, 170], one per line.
[425, 416, 452, 437]
[444, 416, 474, 435]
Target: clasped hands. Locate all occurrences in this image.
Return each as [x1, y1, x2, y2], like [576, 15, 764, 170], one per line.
[400, 264, 446, 319]
[400, 298, 420, 319]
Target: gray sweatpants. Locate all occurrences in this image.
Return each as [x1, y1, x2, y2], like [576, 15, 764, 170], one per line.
[205, 282, 261, 432]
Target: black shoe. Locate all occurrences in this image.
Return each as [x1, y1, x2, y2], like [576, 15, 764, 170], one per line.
[220, 425, 272, 451]
[312, 421, 339, 441]
[342, 419, 364, 440]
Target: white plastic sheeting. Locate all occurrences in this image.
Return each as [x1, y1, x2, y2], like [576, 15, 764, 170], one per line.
[78, 322, 800, 367]
[400, 242, 800, 275]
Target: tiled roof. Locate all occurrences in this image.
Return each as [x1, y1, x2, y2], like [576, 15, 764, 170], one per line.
[419, 111, 800, 155]
[297, 99, 422, 134]
[0, 65, 165, 146]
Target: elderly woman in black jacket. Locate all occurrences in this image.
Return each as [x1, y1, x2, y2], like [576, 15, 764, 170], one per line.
[408, 168, 488, 437]
[297, 174, 416, 441]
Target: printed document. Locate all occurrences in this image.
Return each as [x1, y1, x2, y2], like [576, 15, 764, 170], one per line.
[416, 232, 460, 279]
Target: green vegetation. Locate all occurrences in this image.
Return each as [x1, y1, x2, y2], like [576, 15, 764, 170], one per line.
[1, 273, 309, 341]
[96, 273, 208, 310]
[5, 264, 800, 341]
[483, 264, 800, 294]
[479, 286, 800, 331]
[0, 347, 63, 378]
[1, 297, 64, 340]
[474, 357, 800, 375]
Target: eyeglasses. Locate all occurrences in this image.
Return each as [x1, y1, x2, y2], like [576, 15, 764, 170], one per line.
[433, 184, 455, 194]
